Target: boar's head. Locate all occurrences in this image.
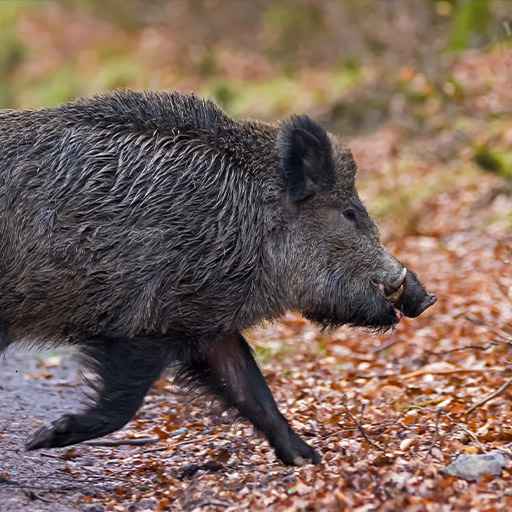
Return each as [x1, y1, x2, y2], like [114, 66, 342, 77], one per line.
[270, 115, 436, 330]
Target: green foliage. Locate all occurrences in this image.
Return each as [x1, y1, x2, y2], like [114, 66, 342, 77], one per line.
[204, 77, 303, 118]
[449, 0, 491, 51]
[0, 2, 28, 106]
[87, 57, 143, 92]
[66, 0, 166, 29]
[197, 50, 219, 79]
[263, 1, 324, 68]
[254, 340, 293, 364]
[473, 145, 512, 179]
[203, 66, 360, 120]
[366, 161, 479, 234]
[17, 67, 83, 108]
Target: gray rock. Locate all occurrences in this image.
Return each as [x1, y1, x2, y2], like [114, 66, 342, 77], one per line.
[442, 450, 508, 481]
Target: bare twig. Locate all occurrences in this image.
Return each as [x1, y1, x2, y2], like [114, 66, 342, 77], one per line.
[373, 337, 402, 354]
[184, 498, 230, 509]
[427, 408, 443, 456]
[495, 278, 512, 301]
[400, 368, 503, 380]
[464, 315, 512, 344]
[341, 395, 385, 451]
[424, 342, 498, 357]
[354, 367, 505, 380]
[39, 453, 62, 460]
[456, 425, 487, 451]
[141, 446, 168, 454]
[22, 489, 53, 503]
[0, 477, 82, 494]
[85, 436, 160, 447]
[466, 377, 512, 415]
[318, 418, 400, 442]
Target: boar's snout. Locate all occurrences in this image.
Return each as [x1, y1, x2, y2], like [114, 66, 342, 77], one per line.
[396, 270, 437, 318]
[372, 254, 436, 321]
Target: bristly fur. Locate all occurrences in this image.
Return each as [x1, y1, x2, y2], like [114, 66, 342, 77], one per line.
[0, 90, 284, 344]
[65, 90, 235, 134]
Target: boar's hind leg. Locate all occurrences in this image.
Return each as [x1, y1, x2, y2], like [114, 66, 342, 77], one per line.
[180, 333, 320, 466]
[26, 336, 171, 450]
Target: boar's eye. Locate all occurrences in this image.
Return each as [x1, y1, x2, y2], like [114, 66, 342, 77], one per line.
[342, 208, 357, 223]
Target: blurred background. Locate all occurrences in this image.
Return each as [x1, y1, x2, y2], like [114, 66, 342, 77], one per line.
[1, 0, 511, 238]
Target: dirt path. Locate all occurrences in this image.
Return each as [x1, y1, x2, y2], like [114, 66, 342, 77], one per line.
[0, 350, 115, 512]
[0, 349, 233, 512]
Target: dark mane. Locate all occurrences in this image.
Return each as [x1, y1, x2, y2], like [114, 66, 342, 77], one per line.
[57, 90, 234, 134]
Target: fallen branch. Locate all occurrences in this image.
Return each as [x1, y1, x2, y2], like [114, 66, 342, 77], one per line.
[466, 377, 512, 415]
[85, 436, 160, 447]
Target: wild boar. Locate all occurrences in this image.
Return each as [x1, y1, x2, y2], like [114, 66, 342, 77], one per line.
[0, 91, 435, 465]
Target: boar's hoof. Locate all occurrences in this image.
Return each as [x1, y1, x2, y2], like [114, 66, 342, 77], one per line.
[25, 414, 98, 450]
[26, 415, 76, 450]
[273, 430, 321, 466]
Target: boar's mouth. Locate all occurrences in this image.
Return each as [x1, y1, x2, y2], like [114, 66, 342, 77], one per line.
[378, 268, 437, 319]
[304, 268, 435, 331]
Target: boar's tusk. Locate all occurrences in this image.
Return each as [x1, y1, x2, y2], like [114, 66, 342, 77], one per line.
[393, 268, 407, 289]
[386, 283, 405, 303]
[384, 268, 407, 300]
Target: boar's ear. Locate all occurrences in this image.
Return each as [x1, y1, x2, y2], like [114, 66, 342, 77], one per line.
[277, 115, 336, 202]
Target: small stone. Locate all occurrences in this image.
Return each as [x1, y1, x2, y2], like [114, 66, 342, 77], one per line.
[442, 450, 508, 481]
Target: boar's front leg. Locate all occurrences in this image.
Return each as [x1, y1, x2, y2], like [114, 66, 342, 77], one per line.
[183, 333, 320, 466]
[26, 336, 171, 450]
